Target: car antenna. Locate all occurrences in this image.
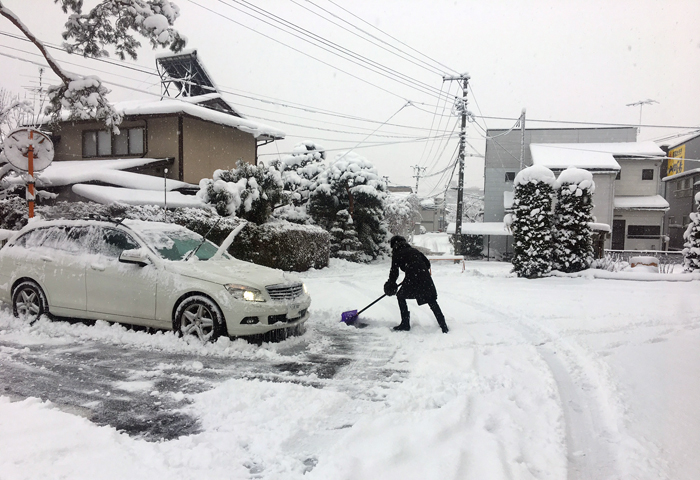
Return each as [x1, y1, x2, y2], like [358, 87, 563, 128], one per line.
[184, 216, 222, 262]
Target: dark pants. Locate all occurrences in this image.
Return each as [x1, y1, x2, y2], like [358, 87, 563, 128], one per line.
[397, 290, 448, 330]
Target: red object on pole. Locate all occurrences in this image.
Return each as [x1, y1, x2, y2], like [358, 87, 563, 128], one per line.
[28, 130, 34, 218]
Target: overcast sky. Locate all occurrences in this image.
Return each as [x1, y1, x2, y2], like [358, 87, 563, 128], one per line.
[1, 0, 699, 196]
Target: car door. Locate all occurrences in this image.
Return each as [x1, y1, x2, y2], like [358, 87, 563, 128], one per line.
[84, 226, 157, 323]
[34, 226, 88, 314]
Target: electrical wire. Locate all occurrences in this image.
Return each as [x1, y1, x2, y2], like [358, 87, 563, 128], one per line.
[207, 0, 452, 103]
[324, 0, 459, 76]
[289, 0, 446, 77]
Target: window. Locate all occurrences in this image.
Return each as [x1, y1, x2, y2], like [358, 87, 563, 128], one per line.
[627, 225, 661, 238]
[615, 170, 621, 180]
[91, 228, 140, 258]
[642, 169, 654, 180]
[82, 127, 145, 157]
[505, 172, 515, 182]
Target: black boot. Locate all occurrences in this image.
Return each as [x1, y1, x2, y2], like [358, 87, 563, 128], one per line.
[429, 301, 449, 333]
[393, 312, 410, 331]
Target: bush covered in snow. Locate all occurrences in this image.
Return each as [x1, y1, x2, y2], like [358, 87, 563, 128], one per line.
[450, 234, 483, 257]
[197, 161, 287, 224]
[308, 151, 389, 262]
[384, 193, 421, 240]
[683, 193, 700, 272]
[0, 197, 27, 230]
[509, 165, 556, 278]
[552, 167, 595, 273]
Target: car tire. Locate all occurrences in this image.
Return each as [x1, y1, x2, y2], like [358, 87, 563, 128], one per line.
[173, 295, 226, 343]
[12, 280, 48, 323]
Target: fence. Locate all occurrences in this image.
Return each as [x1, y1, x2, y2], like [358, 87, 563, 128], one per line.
[604, 249, 684, 265]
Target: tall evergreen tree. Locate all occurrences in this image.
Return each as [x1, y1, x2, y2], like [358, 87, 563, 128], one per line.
[509, 165, 556, 278]
[553, 167, 595, 272]
[308, 151, 389, 261]
[683, 193, 700, 272]
[330, 209, 364, 262]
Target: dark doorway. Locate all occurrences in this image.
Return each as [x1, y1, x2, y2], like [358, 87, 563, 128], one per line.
[612, 220, 626, 250]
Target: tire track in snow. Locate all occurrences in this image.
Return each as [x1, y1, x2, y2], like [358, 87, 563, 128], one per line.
[453, 294, 623, 480]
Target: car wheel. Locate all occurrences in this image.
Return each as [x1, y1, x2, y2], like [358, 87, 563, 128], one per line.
[12, 280, 48, 323]
[173, 295, 225, 343]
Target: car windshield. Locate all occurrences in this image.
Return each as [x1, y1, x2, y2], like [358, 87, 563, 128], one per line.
[136, 227, 227, 261]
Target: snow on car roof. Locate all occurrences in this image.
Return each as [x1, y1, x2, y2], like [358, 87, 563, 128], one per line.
[72, 184, 206, 209]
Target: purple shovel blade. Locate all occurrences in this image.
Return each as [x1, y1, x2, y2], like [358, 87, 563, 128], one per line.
[341, 310, 358, 323]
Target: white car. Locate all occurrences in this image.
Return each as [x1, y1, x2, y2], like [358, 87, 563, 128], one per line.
[0, 219, 311, 342]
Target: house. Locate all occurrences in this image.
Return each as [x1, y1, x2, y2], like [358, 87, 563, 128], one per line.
[659, 131, 700, 250]
[530, 142, 668, 251]
[484, 126, 669, 254]
[38, 50, 285, 206]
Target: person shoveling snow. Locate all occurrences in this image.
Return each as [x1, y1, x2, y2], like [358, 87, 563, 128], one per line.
[384, 235, 449, 333]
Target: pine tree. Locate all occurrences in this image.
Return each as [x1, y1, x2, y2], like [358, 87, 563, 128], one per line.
[308, 151, 389, 262]
[510, 165, 556, 278]
[553, 167, 595, 272]
[330, 209, 364, 262]
[683, 193, 700, 272]
[278, 141, 326, 207]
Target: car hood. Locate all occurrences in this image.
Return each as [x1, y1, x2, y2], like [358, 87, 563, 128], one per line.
[164, 258, 297, 290]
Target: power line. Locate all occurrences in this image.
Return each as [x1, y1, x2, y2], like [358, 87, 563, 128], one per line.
[289, 0, 446, 77]
[324, 0, 459, 76]
[474, 114, 699, 130]
[208, 0, 451, 102]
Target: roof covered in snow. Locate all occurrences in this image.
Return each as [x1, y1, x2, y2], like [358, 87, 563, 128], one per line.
[446, 222, 512, 236]
[38, 158, 196, 191]
[531, 142, 664, 171]
[613, 195, 670, 210]
[656, 130, 700, 149]
[112, 98, 285, 140]
[661, 167, 700, 182]
[72, 184, 206, 209]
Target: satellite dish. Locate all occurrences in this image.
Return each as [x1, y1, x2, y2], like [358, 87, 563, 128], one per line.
[3, 128, 54, 172]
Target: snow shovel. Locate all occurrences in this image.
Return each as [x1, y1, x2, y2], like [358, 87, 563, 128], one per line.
[341, 282, 402, 327]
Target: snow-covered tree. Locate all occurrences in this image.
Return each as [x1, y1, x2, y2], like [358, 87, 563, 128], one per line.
[508, 165, 556, 278]
[553, 167, 595, 273]
[278, 141, 326, 207]
[197, 161, 286, 224]
[683, 192, 700, 272]
[384, 193, 421, 240]
[308, 151, 389, 261]
[0, 0, 185, 130]
[330, 209, 364, 262]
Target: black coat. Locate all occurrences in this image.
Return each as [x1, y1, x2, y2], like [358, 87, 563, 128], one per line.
[388, 244, 437, 305]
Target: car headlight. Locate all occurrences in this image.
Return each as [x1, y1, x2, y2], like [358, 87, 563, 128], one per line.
[302, 283, 308, 294]
[224, 284, 265, 302]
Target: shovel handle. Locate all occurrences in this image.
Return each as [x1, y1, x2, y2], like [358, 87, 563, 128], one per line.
[356, 281, 403, 316]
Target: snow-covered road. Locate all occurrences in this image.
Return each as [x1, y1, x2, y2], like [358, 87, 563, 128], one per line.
[1, 259, 699, 479]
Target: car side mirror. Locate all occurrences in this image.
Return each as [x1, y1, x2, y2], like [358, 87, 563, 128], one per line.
[119, 248, 150, 267]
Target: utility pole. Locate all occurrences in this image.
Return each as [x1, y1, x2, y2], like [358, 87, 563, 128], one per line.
[410, 165, 426, 194]
[519, 108, 526, 171]
[443, 73, 470, 255]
